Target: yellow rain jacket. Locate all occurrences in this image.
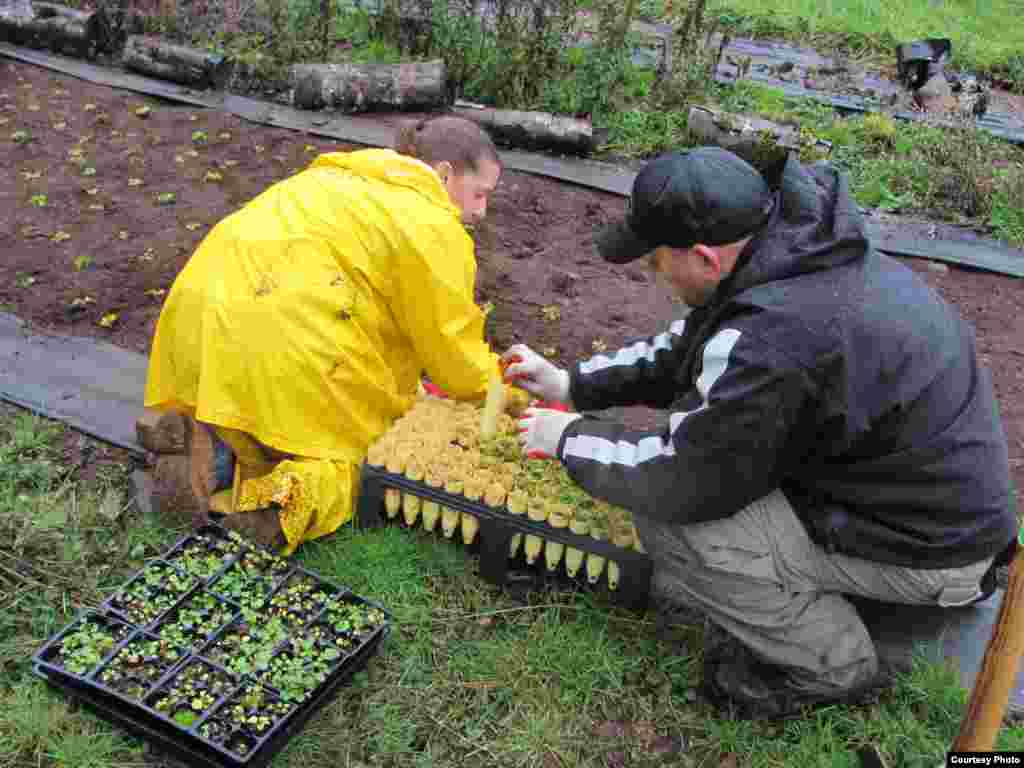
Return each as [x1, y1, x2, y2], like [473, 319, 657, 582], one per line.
[145, 149, 502, 552]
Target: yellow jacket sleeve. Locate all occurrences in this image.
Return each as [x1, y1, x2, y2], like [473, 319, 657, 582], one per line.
[393, 218, 497, 402]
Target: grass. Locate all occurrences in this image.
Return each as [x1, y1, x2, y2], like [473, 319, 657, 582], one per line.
[597, 80, 1024, 246]
[707, 0, 1024, 88]
[2, 405, 1024, 767]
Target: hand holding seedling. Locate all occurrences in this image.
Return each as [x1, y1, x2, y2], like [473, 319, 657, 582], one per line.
[501, 344, 571, 405]
[517, 407, 581, 459]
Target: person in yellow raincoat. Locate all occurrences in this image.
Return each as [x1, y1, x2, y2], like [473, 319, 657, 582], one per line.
[144, 116, 523, 554]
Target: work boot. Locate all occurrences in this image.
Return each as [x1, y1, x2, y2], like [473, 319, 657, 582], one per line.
[699, 623, 890, 720]
[214, 507, 287, 552]
[183, 417, 235, 528]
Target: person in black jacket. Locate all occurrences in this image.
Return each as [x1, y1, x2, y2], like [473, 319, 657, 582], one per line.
[502, 147, 1017, 719]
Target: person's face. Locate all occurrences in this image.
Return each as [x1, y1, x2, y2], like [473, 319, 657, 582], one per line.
[648, 245, 723, 307]
[437, 158, 502, 226]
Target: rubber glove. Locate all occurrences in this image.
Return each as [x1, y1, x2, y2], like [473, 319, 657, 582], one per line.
[502, 344, 571, 404]
[517, 407, 581, 459]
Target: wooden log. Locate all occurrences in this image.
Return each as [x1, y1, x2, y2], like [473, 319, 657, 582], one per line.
[0, 1, 108, 59]
[121, 35, 234, 90]
[35, 2, 113, 53]
[451, 102, 599, 156]
[290, 60, 447, 112]
[686, 105, 832, 172]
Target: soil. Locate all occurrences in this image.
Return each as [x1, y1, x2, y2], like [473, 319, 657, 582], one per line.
[1, 57, 1022, 517]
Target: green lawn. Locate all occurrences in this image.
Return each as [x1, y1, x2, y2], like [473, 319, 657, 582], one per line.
[708, 0, 1024, 81]
[2, 407, 1024, 767]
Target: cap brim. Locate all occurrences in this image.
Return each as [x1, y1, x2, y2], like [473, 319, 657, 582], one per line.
[596, 220, 657, 264]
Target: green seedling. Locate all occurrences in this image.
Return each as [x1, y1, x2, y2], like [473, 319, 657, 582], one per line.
[191, 130, 208, 143]
[29, 193, 47, 207]
[73, 255, 92, 271]
[12, 129, 31, 144]
[156, 192, 176, 205]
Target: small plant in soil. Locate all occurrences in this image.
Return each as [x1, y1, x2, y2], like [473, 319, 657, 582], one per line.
[209, 562, 276, 611]
[301, 621, 355, 657]
[323, 597, 386, 639]
[151, 659, 236, 727]
[235, 545, 290, 582]
[49, 616, 131, 676]
[167, 531, 242, 581]
[224, 682, 295, 738]
[98, 635, 186, 696]
[256, 642, 334, 703]
[107, 562, 198, 626]
[267, 572, 333, 627]
[155, 591, 237, 650]
[202, 612, 289, 679]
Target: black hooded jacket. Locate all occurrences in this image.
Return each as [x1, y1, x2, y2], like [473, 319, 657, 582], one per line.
[558, 155, 1015, 569]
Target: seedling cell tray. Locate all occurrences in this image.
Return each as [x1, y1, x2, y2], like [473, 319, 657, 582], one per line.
[32, 525, 391, 768]
[357, 462, 653, 610]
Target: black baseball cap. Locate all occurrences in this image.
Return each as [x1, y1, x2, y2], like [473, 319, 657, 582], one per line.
[597, 147, 774, 264]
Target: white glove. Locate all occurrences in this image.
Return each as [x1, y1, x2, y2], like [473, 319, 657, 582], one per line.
[502, 344, 571, 404]
[517, 407, 581, 459]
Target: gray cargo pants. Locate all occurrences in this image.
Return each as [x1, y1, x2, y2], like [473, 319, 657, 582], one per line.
[633, 489, 994, 697]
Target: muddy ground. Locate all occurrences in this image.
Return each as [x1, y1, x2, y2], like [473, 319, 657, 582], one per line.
[1, 58, 1022, 515]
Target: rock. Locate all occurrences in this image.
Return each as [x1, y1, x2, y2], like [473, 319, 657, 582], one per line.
[926, 261, 950, 274]
[135, 407, 186, 454]
[550, 270, 580, 298]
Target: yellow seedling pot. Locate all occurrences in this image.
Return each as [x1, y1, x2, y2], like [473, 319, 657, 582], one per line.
[441, 477, 463, 539]
[545, 504, 570, 572]
[565, 547, 584, 577]
[524, 534, 543, 565]
[385, 488, 402, 519]
[586, 553, 606, 583]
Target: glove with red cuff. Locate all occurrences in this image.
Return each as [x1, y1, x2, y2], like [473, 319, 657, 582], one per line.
[501, 344, 571, 406]
[517, 407, 581, 460]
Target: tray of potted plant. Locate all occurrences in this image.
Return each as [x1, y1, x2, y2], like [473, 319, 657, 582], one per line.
[32, 524, 392, 768]
[357, 392, 654, 610]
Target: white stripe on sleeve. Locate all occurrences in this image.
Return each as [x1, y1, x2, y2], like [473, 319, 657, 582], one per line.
[669, 328, 742, 435]
[564, 328, 742, 467]
[579, 318, 688, 375]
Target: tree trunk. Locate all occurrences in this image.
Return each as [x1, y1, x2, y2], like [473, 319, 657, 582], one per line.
[291, 60, 448, 112]
[0, 1, 109, 59]
[121, 35, 235, 89]
[451, 102, 599, 156]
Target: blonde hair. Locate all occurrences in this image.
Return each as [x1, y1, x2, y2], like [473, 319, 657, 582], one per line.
[395, 115, 500, 174]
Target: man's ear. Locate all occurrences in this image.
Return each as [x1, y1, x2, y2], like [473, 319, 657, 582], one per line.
[693, 244, 722, 278]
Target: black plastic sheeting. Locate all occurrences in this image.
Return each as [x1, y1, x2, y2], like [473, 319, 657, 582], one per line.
[3, 41, 1022, 279]
[856, 588, 1024, 713]
[713, 37, 1024, 147]
[0, 312, 146, 453]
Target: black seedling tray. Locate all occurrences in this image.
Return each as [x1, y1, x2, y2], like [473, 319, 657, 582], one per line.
[33, 524, 391, 768]
[357, 462, 653, 610]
